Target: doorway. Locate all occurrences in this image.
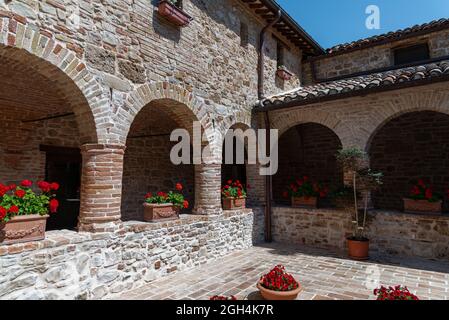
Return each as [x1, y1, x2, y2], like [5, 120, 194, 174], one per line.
[41, 145, 82, 231]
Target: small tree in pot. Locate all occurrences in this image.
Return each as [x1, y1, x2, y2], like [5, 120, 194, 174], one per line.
[336, 148, 383, 260]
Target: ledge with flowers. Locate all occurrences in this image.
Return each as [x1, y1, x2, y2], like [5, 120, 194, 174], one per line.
[1, 180, 60, 245]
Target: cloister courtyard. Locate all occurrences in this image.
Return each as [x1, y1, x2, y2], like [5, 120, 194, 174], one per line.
[116, 243, 449, 300]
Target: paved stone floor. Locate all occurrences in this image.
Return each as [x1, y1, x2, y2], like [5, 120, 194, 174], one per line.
[116, 244, 449, 300]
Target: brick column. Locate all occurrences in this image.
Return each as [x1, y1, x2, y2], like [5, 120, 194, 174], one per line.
[78, 144, 125, 232]
[246, 163, 266, 207]
[193, 164, 222, 215]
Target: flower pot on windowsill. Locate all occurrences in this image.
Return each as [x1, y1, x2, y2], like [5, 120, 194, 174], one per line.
[143, 203, 180, 222]
[256, 281, 302, 301]
[291, 196, 317, 208]
[0, 214, 49, 245]
[403, 198, 442, 215]
[222, 197, 246, 210]
[158, 0, 192, 27]
[347, 237, 370, 261]
[276, 68, 293, 81]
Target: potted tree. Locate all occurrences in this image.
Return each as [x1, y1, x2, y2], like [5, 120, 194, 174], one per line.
[256, 265, 302, 300]
[143, 182, 189, 222]
[283, 176, 328, 208]
[0, 180, 59, 245]
[336, 148, 383, 260]
[158, 0, 193, 27]
[403, 180, 442, 215]
[221, 180, 247, 210]
[331, 186, 363, 210]
[276, 65, 293, 81]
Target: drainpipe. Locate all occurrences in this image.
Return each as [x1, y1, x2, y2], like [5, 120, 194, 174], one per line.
[258, 10, 281, 243]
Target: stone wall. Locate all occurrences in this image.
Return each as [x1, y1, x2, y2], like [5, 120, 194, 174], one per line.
[0, 210, 256, 300]
[272, 207, 449, 260]
[304, 29, 449, 82]
[369, 111, 449, 212]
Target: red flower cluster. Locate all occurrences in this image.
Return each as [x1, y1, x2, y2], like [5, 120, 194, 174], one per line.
[222, 179, 247, 199]
[209, 295, 237, 301]
[145, 182, 189, 209]
[374, 286, 419, 300]
[409, 179, 441, 203]
[283, 176, 328, 199]
[1, 179, 60, 222]
[260, 265, 299, 292]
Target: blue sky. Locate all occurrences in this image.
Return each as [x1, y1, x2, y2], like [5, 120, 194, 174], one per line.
[276, 0, 449, 49]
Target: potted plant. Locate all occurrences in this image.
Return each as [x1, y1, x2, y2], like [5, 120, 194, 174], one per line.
[0, 180, 59, 245]
[403, 180, 442, 215]
[374, 286, 419, 300]
[336, 148, 383, 261]
[222, 180, 247, 210]
[331, 186, 363, 210]
[143, 182, 189, 222]
[283, 176, 328, 208]
[158, 0, 193, 27]
[276, 65, 293, 81]
[256, 265, 302, 300]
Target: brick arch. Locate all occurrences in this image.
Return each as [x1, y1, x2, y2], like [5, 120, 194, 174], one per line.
[118, 82, 219, 159]
[270, 108, 351, 148]
[363, 90, 449, 152]
[0, 16, 107, 143]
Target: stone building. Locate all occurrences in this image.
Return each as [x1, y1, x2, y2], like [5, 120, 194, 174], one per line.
[0, 0, 448, 299]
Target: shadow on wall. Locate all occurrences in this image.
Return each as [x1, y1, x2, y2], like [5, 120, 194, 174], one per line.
[152, 0, 182, 43]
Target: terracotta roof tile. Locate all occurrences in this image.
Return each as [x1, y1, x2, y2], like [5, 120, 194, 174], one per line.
[326, 18, 449, 55]
[259, 60, 449, 109]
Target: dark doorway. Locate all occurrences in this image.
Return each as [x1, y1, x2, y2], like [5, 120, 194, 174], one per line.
[41, 145, 82, 231]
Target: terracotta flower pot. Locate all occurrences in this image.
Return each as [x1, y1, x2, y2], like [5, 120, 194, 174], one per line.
[403, 198, 442, 215]
[143, 203, 180, 222]
[292, 196, 317, 208]
[347, 237, 370, 261]
[222, 197, 246, 210]
[158, 1, 192, 27]
[276, 69, 293, 81]
[256, 281, 302, 300]
[0, 214, 49, 245]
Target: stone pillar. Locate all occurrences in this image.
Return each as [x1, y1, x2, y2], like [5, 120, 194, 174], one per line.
[78, 144, 125, 232]
[193, 164, 222, 215]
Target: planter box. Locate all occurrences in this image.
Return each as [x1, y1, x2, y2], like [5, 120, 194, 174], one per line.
[158, 1, 192, 27]
[0, 214, 48, 245]
[292, 196, 317, 208]
[403, 198, 442, 215]
[276, 68, 293, 81]
[143, 203, 180, 222]
[256, 281, 302, 300]
[222, 197, 246, 210]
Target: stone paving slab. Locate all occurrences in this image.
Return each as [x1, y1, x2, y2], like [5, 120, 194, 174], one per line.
[114, 244, 449, 300]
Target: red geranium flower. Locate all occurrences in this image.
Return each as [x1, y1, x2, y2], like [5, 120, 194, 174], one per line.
[0, 206, 7, 220]
[15, 189, 26, 198]
[38, 181, 51, 193]
[183, 200, 189, 209]
[145, 192, 153, 199]
[425, 188, 433, 200]
[20, 180, 32, 188]
[157, 191, 167, 198]
[8, 205, 19, 214]
[50, 182, 60, 191]
[49, 199, 59, 213]
[8, 184, 16, 191]
[175, 183, 183, 191]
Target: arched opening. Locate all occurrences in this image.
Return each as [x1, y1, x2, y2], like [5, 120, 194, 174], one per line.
[273, 123, 343, 205]
[121, 99, 199, 221]
[0, 47, 96, 231]
[369, 111, 449, 212]
[221, 124, 249, 188]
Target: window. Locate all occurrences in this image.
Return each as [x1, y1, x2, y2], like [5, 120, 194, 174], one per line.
[393, 43, 430, 66]
[277, 42, 284, 67]
[240, 22, 249, 47]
